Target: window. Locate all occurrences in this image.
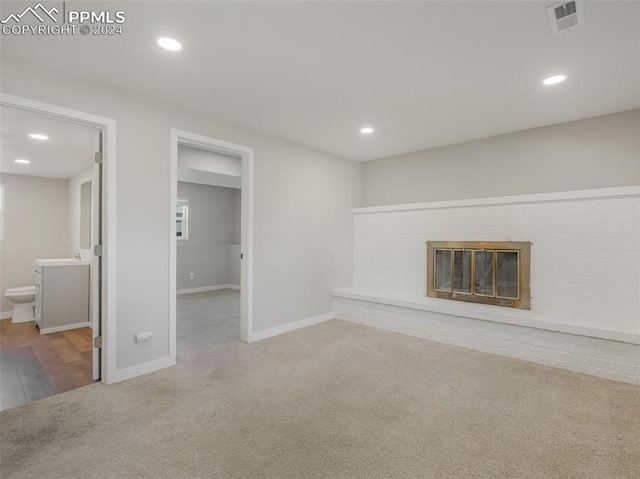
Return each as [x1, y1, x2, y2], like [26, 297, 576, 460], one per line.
[427, 241, 531, 309]
[176, 198, 189, 240]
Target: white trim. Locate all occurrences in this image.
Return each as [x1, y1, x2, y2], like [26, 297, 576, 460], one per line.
[333, 289, 640, 345]
[170, 133, 178, 367]
[0, 311, 12, 320]
[111, 356, 175, 383]
[177, 284, 240, 295]
[39, 322, 92, 335]
[170, 129, 254, 362]
[0, 93, 117, 385]
[353, 186, 640, 215]
[91, 151, 100, 380]
[249, 312, 335, 343]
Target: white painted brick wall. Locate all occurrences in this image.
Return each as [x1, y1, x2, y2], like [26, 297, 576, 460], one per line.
[334, 297, 640, 385]
[353, 189, 640, 335]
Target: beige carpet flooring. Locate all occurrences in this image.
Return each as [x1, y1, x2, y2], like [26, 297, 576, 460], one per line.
[1, 291, 639, 478]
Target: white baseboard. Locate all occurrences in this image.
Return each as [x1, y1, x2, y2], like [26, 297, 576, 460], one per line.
[40, 322, 92, 335]
[249, 311, 335, 343]
[109, 356, 175, 384]
[0, 311, 12, 320]
[177, 284, 240, 295]
[106, 312, 333, 382]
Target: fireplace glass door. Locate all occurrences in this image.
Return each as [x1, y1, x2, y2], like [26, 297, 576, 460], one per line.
[427, 241, 530, 309]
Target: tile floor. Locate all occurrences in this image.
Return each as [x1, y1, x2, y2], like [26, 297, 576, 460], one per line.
[0, 320, 93, 411]
[0, 351, 54, 410]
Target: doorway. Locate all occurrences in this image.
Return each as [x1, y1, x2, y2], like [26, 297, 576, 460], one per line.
[169, 130, 253, 362]
[0, 105, 104, 409]
[0, 93, 116, 395]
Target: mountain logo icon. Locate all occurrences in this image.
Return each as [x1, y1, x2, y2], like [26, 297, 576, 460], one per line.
[1, 3, 59, 24]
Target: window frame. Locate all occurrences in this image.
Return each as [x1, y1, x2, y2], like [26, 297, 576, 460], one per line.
[427, 241, 531, 310]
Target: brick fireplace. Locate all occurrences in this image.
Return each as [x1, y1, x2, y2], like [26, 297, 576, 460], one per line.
[333, 186, 640, 385]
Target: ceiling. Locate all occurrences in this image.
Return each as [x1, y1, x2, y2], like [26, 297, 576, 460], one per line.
[1, 1, 638, 161]
[0, 107, 96, 178]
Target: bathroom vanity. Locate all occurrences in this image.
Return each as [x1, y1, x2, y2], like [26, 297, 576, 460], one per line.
[35, 259, 90, 334]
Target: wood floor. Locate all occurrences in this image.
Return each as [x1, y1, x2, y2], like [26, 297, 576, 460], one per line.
[0, 319, 94, 411]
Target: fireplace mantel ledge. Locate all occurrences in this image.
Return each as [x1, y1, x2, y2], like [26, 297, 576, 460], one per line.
[353, 185, 640, 215]
[332, 288, 640, 345]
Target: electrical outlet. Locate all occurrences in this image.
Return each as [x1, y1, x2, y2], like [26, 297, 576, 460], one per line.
[135, 332, 152, 343]
[189, 272, 195, 280]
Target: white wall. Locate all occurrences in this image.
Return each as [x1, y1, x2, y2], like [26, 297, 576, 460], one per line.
[176, 182, 240, 290]
[177, 145, 242, 189]
[362, 109, 640, 206]
[0, 173, 70, 313]
[1, 57, 362, 373]
[69, 166, 93, 258]
[178, 145, 241, 177]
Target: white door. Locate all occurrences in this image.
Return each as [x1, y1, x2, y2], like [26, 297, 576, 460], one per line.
[91, 131, 103, 380]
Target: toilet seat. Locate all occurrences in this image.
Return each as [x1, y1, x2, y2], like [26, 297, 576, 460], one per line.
[5, 286, 36, 297]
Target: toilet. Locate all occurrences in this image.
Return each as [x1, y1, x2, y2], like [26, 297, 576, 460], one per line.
[4, 286, 36, 324]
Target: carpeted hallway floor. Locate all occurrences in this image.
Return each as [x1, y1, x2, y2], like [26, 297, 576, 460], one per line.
[1, 297, 639, 478]
[176, 289, 241, 359]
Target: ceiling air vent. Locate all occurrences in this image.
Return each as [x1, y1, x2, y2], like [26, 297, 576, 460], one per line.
[546, 1, 585, 34]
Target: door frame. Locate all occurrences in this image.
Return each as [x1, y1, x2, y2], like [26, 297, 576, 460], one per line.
[1, 93, 117, 384]
[169, 129, 254, 357]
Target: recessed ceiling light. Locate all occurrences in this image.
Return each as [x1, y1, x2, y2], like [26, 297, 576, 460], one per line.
[29, 133, 49, 140]
[157, 37, 182, 51]
[15, 159, 30, 164]
[360, 127, 374, 134]
[543, 75, 566, 85]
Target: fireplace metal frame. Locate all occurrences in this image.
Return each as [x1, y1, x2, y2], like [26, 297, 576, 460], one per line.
[426, 241, 531, 310]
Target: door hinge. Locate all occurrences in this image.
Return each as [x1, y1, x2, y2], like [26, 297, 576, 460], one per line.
[94, 152, 103, 164]
[94, 336, 102, 349]
[94, 244, 103, 256]
[240, 253, 243, 259]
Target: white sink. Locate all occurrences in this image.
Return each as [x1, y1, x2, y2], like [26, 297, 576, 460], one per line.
[36, 258, 91, 266]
